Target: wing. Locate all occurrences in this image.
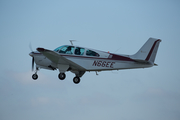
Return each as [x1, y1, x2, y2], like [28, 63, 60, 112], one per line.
[37, 48, 86, 71]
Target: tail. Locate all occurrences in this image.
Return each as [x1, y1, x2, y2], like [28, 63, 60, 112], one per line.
[130, 38, 161, 64]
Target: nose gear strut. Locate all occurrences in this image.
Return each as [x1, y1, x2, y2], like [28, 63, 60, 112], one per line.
[32, 67, 39, 80]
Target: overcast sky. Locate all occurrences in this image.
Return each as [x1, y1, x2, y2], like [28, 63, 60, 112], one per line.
[0, 0, 180, 120]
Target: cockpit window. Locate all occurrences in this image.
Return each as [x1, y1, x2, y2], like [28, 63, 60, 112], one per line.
[86, 49, 100, 57]
[59, 46, 74, 54]
[74, 47, 85, 55]
[54, 45, 65, 52]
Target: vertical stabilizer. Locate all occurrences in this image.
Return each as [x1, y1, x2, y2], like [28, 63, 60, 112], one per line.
[130, 38, 161, 63]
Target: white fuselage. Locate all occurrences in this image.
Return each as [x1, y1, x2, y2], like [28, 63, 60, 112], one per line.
[29, 38, 161, 83]
[32, 49, 153, 72]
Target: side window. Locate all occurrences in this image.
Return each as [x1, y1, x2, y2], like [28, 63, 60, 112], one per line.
[86, 50, 100, 57]
[59, 46, 74, 54]
[74, 47, 85, 55]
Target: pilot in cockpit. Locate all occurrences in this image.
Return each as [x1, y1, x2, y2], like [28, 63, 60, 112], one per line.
[75, 48, 81, 55]
[65, 46, 72, 54]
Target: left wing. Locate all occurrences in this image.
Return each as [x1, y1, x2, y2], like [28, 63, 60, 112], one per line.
[37, 48, 86, 71]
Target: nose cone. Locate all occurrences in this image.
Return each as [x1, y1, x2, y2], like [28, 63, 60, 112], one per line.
[29, 52, 34, 57]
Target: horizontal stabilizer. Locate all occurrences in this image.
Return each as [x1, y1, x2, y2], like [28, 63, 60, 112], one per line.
[133, 59, 158, 66]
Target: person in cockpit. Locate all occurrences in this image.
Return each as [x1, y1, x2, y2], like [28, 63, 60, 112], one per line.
[75, 48, 81, 55]
[65, 46, 72, 54]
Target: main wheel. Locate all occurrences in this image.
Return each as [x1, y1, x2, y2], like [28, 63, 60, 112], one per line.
[32, 74, 38, 80]
[73, 77, 80, 84]
[58, 73, 66, 80]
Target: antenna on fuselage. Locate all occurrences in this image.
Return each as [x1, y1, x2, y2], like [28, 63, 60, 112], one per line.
[69, 40, 76, 45]
[114, 47, 121, 53]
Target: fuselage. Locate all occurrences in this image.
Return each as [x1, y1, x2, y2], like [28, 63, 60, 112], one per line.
[29, 38, 161, 84]
[29, 45, 153, 72]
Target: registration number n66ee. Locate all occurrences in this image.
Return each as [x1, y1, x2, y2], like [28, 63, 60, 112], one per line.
[92, 60, 115, 68]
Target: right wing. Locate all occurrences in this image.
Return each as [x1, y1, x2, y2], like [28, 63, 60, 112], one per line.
[37, 48, 86, 70]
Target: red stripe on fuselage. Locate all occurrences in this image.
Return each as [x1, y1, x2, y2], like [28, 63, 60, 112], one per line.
[61, 53, 135, 62]
[110, 54, 135, 61]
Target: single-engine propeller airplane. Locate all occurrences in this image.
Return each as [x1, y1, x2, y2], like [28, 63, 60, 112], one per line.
[29, 38, 161, 84]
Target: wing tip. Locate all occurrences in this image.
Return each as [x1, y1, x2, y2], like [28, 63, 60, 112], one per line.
[37, 48, 45, 52]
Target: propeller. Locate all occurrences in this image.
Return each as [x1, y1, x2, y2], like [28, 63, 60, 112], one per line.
[32, 57, 34, 71]
[29, 42, 35, 71]
[29, 42, 33, 52]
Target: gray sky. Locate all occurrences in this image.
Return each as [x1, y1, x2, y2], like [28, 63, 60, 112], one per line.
[0, 0, 180, 120]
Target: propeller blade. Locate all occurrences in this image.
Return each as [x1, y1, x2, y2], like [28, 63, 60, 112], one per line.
[29, 42, 33, 52]
[32, 57, 34, 71]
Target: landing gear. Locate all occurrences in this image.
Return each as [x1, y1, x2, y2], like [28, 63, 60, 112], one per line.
[32, 67, 39, 80]
[70, 71, 85, 84]
[58, 72, 80, 84]
[58, 73, 66, 80]
[73, 76, 80, 84]
[32, 74, 38, 80]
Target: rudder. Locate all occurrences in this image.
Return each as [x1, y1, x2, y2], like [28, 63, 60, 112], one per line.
[130, 38, 161, 63]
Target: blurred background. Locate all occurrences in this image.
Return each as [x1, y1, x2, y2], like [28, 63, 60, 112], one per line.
[0, 0, 180, 120]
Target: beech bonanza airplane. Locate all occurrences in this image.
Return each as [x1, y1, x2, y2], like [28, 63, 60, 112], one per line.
[29, 38, 161, 84]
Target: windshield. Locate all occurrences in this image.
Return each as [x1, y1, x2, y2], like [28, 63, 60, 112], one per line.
[54, 45, 65, 52]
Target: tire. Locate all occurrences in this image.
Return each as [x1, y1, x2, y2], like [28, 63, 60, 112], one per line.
[73, 77, 80, 84]
[58, 73, 66, 80]
[32, 74, 38, 80]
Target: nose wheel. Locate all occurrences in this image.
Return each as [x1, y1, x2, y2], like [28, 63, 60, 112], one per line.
[32, 67, 39, 80]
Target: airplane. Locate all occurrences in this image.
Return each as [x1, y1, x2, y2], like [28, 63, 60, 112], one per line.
[29, 38, 161, 84]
